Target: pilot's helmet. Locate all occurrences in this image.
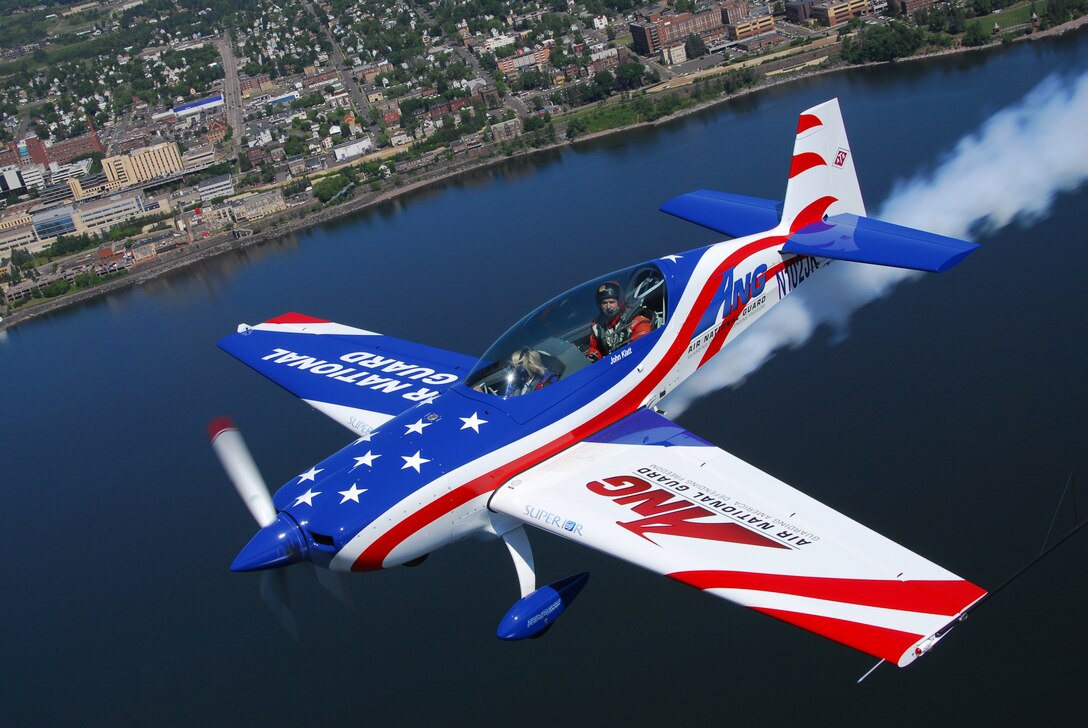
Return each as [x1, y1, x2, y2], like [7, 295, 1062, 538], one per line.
[596, 280, 622, 304]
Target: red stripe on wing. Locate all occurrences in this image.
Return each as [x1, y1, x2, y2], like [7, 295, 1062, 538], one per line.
[751, 607, 923, 665]
[670, 570, 986, 616]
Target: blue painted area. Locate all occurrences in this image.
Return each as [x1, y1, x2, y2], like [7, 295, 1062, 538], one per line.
[267, 93, 299, 107]
[496, 572, 590, 639]
[586, 408, 713, 447]
[172, 94, 224, 114]
[660, 190, 783, 239]
[230, 513, 308, 571]
[784, 214, 979, 272]
[268, 387, 515, 548]
[266, 326, 660, 552]
[217, 328, 477, 418]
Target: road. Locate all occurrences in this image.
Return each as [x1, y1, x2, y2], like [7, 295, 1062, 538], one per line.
[303, 1, 374, 129]
[215, 36, 243, 155]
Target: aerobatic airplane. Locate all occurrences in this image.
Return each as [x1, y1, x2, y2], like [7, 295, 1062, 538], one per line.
[211, 99, 986, 668]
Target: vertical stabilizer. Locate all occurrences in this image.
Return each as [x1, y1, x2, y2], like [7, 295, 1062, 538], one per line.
[780, 98, 866, 232]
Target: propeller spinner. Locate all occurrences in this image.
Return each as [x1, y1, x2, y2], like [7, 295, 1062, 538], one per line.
[208, 417, 309, 571]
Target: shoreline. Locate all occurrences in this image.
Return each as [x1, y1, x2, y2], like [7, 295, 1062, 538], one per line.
[3, 17, 1085, 334]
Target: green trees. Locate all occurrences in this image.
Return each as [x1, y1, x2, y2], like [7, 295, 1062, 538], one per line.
[313, 174, 352, 203]
[565, 117, 588, 140]
[590, 70, 616, 100]
[40, 279, 70, 298]
[685, 34, 708, 59]
[48, 233, 96, 258]
[1047, 0, 1071, 23]
[515, 69, 550, 91]
[283, 135, 306, 157]
[615, 62, 647, 91]
[841, 21, 926, 63]
[963, 21, 988, 46]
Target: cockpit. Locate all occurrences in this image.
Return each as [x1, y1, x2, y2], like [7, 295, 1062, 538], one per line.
[466, 263, 668, 398]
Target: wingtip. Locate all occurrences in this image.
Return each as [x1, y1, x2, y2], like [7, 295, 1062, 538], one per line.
[264, 312, 330, 325]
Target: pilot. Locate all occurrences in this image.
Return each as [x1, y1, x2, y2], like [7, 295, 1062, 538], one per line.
[586, 280, 652, 362]
[501, 348, 560, 397]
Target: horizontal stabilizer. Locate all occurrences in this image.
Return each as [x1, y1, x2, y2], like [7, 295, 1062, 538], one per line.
[660, 190, 782, 239]
[783, 214, 978, 272]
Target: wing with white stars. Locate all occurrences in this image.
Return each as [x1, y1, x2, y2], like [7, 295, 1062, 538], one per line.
[219, 313, 478, 437]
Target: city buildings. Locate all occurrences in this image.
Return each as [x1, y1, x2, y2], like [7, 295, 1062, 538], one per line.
[0, 193, 174, 255]
[630, 1, 752, 56]
[198, 174, 236, 201]
[812, 0, 871, 26]
[728, 15, 777, 40]
[232, 189, 286, 221]
[102, 142, 185, 186]
[496, 47, 551, 76]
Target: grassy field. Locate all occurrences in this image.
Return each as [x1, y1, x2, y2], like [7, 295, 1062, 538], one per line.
[991, 1, 1048, 27]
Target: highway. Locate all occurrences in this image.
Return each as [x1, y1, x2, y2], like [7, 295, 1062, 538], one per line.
[215, 36, 243, 154]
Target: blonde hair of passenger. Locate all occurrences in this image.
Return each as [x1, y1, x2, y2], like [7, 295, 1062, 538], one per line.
[510, 349, 547, 378]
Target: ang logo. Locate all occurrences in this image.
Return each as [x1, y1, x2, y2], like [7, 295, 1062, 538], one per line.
[586, 475, 786, 549]
[721, 265, 768, 315]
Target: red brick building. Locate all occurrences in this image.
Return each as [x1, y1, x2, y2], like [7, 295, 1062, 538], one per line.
[44, 129, 105, 165]
[0, 129, 103, 167]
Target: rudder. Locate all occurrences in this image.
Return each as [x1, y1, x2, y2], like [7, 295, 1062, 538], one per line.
[781, 98, 866, 232]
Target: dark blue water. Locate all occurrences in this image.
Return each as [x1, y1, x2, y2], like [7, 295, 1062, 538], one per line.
[3, 34, 1087, 725]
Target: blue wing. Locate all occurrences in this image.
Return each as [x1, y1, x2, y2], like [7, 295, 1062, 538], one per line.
[784, 214, 978, 272]
[660, 189, 783, 239]
[218, 313, 477, 436]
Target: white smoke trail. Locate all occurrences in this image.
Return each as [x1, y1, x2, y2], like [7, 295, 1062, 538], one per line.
[663, 70, 1088, 415]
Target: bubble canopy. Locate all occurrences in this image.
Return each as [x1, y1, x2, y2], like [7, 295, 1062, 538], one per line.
[466, 262, 668, 398]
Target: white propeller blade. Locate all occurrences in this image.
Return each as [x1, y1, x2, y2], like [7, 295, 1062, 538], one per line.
[209, 417, 277, 528]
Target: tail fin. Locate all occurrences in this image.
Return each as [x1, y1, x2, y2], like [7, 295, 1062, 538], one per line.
[781, 98, 866, 232]
[659, 98, 979, 273]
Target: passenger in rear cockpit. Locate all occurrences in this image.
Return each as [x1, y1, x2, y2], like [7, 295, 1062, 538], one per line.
[501, 348, 560, 398]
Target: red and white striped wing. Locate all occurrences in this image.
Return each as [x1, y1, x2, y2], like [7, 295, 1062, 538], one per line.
[490, 410, 985, 666]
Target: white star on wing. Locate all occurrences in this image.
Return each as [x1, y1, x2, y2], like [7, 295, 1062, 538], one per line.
[662, 254, 683, 262]
[294, 488, 321, 507]
[404, 419, 431, 435]
[298, 466, 323, 483]
[351, 450, 380, 469]
[460, 412, 487, 433]
[401, 451, 430, 472]
[352, 429, 379, 444]
[339, 483, 367, 503]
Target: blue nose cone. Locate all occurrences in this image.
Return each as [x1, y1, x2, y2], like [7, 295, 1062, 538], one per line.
[231, 513, 309, 572]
